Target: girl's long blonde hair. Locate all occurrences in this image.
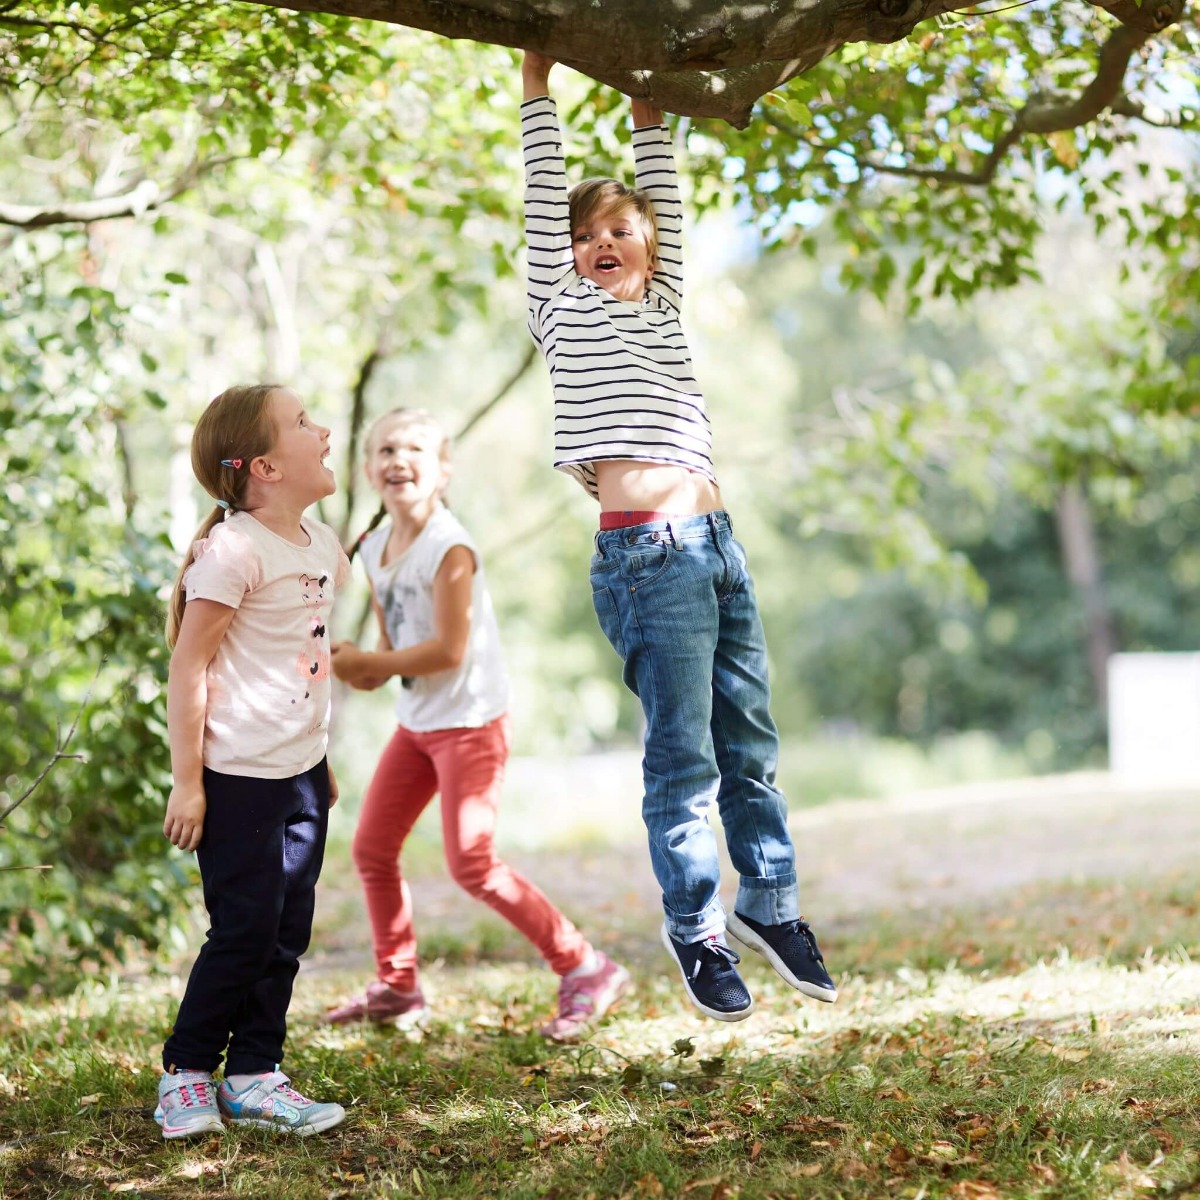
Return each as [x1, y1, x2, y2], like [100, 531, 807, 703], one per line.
[165, 384, 282, 647]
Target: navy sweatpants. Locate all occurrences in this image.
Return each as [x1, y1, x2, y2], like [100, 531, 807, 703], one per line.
[162, 758, 329, 1076]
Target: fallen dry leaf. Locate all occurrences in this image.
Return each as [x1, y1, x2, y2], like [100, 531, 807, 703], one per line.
[1150, 1127, 1180, 1152]
[1051, 1045, 1091, 1063]
[948, 1182, 1003, 1200]
[1102, 1151, 1156, 1188]
[1121, 1097, 1156, 1118]
[839, 1157, 870, 1180]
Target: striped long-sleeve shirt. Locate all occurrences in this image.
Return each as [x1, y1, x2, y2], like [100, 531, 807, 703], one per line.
[521, 95, 716, 501]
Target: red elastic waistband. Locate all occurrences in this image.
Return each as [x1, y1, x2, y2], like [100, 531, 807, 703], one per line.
[599, 510, 682, 530]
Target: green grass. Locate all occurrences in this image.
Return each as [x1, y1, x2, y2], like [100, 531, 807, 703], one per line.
[4, 875, 1200, 1199]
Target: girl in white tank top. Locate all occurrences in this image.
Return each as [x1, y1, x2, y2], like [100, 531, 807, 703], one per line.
[325, 409, 630, 1042]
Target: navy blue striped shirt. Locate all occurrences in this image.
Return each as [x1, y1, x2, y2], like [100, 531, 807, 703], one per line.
[521, 96, 716, 500]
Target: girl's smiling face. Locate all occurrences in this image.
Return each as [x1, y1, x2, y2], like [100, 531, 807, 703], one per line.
[365, 415, 450, 509]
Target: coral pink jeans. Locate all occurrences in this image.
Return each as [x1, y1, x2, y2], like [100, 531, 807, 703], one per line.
[351, 713, 589, 991]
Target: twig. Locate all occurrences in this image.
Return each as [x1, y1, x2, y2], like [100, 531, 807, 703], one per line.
[0, 1130, 70, 1153]
[777, 21, 1157, 189]
[337, 344, 386, 545]
[0, 658, 103, 825]
[0, 154, 237, 229]
[455, 342, 538, 441]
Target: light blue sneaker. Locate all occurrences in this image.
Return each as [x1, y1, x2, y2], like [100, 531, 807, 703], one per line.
[154, 1070, 225, 1140]
[217, 1070, 345, 1136]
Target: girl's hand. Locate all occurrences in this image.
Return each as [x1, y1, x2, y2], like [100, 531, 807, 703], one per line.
[328, 763, 339, 809]
[164, 784, 206, 852]
[352, 675, 390, 691]
[331, 639, 360, 681]
[332, 640, 383, 688]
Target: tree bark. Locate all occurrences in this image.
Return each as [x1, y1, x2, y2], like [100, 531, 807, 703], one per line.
[241, 0, 1189, 125]
[1054, 480, 1117, 712]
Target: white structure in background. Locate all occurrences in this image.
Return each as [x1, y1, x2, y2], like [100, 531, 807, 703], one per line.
[1108, 652, 1200, 781]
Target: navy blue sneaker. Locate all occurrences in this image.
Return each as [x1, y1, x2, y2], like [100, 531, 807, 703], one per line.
[660, 925, 754, 1022]
[726, 913, 838, 1003]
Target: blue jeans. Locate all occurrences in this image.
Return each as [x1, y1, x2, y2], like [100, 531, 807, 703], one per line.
[590, 512, 799, 943]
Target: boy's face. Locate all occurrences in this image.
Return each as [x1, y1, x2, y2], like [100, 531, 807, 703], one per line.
[572, 203, 655, 303]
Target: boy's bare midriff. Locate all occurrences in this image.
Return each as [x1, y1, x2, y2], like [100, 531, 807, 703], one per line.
[595, 459, 724, 516]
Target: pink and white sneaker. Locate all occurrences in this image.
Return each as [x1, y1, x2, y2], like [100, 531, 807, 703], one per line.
[323, 980, 428, 1028]
[217, 1071, 344, 1136]
[539, 953, 632, 1042]
[154, 1069, 225, 1140]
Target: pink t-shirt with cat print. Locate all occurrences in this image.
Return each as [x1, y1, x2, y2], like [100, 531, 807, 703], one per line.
[183, 510, 351, 779]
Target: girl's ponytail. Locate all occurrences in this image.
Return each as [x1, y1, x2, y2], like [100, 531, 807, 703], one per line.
[347, 504, 387, 563]
[165, 507, 227, 648]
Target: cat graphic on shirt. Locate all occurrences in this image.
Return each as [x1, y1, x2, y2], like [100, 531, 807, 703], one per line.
[295, 571, 331, 701]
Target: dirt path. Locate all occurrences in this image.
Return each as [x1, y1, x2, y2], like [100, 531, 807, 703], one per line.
[307, 770, 1200, 975]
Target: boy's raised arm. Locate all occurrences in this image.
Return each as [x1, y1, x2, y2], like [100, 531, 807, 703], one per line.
[522, 50, 554, 101]
[631, 100, 684, 313]
[520, 52, 574, 337]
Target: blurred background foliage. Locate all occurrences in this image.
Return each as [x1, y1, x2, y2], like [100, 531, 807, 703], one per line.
[0, 1, 1197, 993]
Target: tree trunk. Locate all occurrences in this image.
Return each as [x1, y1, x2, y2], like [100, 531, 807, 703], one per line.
[1054, 480, 1117, 711]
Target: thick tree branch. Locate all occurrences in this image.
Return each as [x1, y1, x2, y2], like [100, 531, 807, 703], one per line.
[1018, 22, 1150, 134]
[0, 155, 234, 229]
[235, 0, 967, 124]
[240, 0, 1189, 125]
[1088, 0, 1187, 33]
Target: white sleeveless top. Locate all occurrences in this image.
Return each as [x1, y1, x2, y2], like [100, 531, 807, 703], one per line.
[360, 505, 509, 732]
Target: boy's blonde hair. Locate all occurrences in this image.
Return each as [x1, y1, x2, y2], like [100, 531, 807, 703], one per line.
[165, 384, 282, 647]
[568, 178, 658, 266]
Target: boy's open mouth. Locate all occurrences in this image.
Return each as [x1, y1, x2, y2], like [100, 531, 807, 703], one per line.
[595, 256, 621, 272]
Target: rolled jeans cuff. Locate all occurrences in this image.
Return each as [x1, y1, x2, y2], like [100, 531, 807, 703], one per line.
[735, 872, 799, 926]
[664, 897, 727, 944]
